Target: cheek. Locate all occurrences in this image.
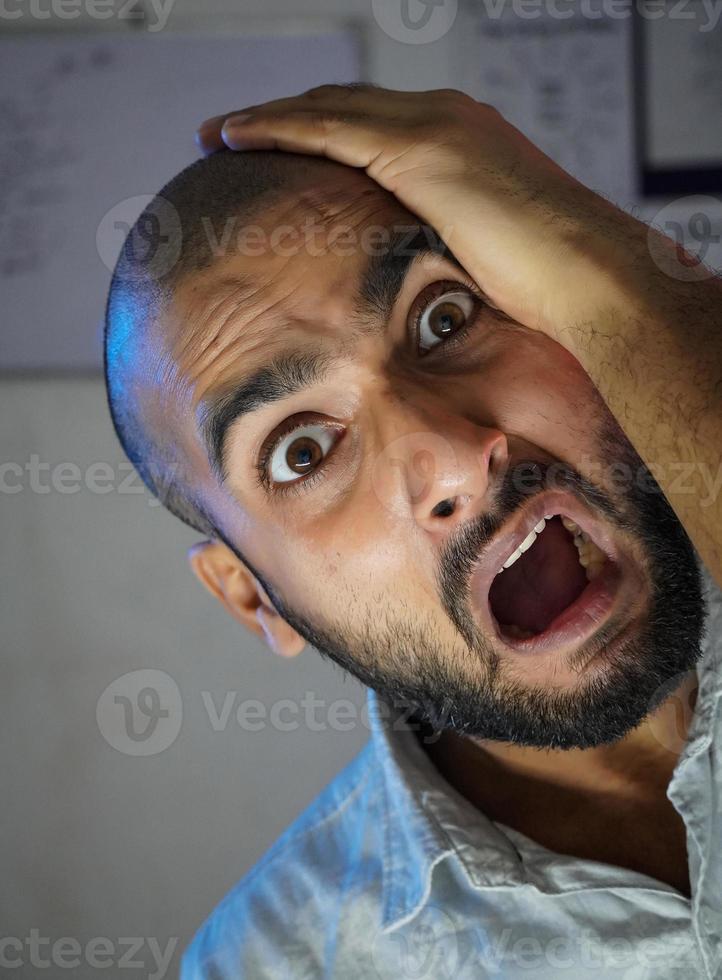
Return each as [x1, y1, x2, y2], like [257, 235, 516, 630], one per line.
[262, 492, 427, 615]
[493, 339, 609, 456]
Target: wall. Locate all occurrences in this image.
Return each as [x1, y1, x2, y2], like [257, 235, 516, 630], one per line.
[0, 3, 472, 975]
[2, 3, 717, 976]
[1, 377, 370, 975]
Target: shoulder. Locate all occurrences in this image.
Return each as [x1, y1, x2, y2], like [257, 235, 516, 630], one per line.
[180, 740, 383, 980]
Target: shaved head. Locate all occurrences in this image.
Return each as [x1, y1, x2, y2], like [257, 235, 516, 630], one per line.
[104, 148, 347, 535]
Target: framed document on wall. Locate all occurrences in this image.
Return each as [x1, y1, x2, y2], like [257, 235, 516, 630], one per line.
[633, 1, 722, 196]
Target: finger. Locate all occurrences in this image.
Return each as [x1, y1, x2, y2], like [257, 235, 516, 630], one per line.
[216, 109, 387, 170]
[194, 84, 419, 154]
[195, 113, 235, 155]
[196, 84, 385, 130]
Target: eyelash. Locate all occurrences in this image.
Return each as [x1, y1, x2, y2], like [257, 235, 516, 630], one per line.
[255, 417, 345, 498]
[409, 277, 486, 358]
[258, 279, 487, 497]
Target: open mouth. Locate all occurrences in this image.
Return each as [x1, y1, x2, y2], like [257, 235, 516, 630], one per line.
[481, 500, 626, 652]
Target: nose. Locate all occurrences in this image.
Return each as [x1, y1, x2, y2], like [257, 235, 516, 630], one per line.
[371, 402, 509, 536]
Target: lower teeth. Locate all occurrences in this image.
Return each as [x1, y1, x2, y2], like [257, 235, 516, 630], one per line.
[567, 525, 607, 582]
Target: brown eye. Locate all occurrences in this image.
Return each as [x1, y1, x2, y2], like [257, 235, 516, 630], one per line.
[286, 436, 323, 474]
[429, 301, 466, 338]
[266, 422, 341, 485]
[417, 289, 476, 352]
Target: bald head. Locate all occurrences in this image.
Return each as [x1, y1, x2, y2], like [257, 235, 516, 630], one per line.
[103, 149, 363, 535]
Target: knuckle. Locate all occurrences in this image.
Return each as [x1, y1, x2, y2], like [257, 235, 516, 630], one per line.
[431, 89, 485, 126]
[433, 92, 504, 130]
[305, 83, 357, 102]
[436, 88, 472, 107]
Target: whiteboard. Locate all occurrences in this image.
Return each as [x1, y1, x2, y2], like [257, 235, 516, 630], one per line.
[0, 31, 361, 371]
[460, 9, 636, 209]
[458, 5, 722, 277]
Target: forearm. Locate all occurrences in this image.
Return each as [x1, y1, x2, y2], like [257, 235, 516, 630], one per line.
[557, 211, 722, 587]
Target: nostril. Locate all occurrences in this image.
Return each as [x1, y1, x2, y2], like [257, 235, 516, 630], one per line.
[431, 498, 456, 518]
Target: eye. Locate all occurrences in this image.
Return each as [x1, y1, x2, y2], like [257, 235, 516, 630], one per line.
[262, 420, 342, 487]
[415, 288, 477, 353]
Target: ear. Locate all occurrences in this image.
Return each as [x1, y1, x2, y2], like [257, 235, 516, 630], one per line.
[187, 540, 305, 659]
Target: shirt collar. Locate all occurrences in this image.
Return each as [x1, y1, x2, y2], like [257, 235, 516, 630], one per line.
[365, 687, 526, 934]
[667, 561, 722, 798]
[366, 561, 722, 934]
[693, 562, 722, 725]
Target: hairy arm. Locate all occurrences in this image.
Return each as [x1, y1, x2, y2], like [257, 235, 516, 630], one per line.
[558, 215, 722, 587]
[197, 84, 722, 586]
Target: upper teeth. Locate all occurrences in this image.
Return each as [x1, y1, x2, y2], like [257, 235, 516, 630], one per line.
[499, 515, 553, 571]
[497, 513, 607, 581]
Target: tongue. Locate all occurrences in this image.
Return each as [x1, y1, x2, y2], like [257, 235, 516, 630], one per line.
[488, 517, 589, 634]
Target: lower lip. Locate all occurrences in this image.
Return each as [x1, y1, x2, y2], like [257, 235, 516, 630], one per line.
[489, 559, 624, 655]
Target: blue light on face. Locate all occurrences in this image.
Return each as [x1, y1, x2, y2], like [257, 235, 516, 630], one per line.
[105, 287, 145, 401]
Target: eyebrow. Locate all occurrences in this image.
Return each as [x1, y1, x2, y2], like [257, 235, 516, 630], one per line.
[199, 225, 465, 482]
[353, 224, 461, 329]
[199, 348, 340, 482]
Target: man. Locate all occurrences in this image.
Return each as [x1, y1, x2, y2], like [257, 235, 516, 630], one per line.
[104, 86, 722, 977]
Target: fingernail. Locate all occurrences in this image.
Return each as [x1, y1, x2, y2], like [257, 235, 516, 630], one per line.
[196, 114, 223, 134]
[221, 113, 252, 136]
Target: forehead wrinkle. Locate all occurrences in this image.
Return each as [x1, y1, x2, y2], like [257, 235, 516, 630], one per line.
[179, 277, 260, 349]
[170, 276, 258, 367]
[179, 247, 306, 351]
[293, 181, 389, 223]
[164, 189, 410, 412]
[184, 277, 314, 409]
[321, 198, 390, 232]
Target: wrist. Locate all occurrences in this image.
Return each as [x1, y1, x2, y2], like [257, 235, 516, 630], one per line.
[540, 199, 689, 363]
[546, 201, 722, 390]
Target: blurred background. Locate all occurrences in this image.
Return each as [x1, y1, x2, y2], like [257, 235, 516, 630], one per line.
[1, 1, 721, 976]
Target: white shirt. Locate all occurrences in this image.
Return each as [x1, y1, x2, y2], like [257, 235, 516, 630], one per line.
[182, 564, 722, 979]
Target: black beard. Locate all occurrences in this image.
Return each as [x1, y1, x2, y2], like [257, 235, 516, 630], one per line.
[247, 418, 708, 750]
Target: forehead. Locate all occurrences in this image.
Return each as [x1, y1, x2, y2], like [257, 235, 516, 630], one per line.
[160, 166, 416, 405]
